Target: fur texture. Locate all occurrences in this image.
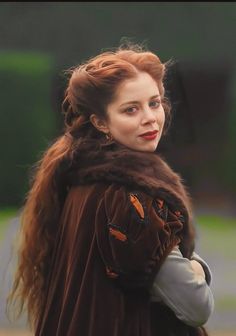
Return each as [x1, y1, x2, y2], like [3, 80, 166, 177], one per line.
[67, 139, 195, 258]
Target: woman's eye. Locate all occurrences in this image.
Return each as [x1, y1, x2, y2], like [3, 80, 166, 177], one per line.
[125, 106, 138, 114]
[150, 100, 160, 108]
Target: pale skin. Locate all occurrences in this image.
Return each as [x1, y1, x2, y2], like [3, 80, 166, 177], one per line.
[190, 259, 205, 279]
[90, 70, 205, 279]
[90, 71, 165, 153]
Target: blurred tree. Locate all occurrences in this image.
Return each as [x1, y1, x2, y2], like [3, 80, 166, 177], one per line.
[0, 52, 57, 206]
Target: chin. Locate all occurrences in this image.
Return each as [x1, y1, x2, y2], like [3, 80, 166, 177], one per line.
[142, 142, 159, 152]
[134, 144, 158, 153]
[119, 140, 158, 153]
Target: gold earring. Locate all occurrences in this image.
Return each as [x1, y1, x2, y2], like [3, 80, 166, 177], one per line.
[105, 132, 113, 141]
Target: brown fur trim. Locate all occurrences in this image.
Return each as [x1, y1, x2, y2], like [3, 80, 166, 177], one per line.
[67, 140, 195, 257]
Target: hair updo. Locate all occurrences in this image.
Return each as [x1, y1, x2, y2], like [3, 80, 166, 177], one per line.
[62, 44, 171, 141]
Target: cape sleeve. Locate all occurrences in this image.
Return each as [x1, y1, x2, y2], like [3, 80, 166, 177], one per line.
[95, 184, 183, 290]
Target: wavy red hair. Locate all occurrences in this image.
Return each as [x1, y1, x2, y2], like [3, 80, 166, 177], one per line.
[7, 43, 172, 329]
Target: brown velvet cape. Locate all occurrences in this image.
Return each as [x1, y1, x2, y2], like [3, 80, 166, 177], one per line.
[35, 140, 208, 336]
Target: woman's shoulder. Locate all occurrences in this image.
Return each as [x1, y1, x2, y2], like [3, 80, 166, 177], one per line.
[66, 182, 110, 201]
[65, 182, 187, 226]
[65, 182, 135, 205]
[68, 181, 149, 197]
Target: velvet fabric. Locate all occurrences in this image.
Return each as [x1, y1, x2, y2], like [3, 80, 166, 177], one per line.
[35, 140, 208, 336]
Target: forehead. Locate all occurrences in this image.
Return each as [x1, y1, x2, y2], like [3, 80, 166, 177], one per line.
[113, 72, 159, 103]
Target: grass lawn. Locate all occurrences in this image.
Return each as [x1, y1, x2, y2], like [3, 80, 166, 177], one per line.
[197, 214, 236, 230]
[196, 214, 236, 257]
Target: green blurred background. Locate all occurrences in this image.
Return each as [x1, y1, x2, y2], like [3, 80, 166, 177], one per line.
[0, 2, 235, 336]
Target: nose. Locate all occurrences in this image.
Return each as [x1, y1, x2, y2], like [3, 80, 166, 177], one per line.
[141, 106, 156, 124]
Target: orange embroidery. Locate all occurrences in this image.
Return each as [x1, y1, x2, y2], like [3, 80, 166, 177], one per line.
[175, 211, 181, 216]
[156, 199, 164, 208]
[109, 227, 127, 242]
[106, 266, 119, 279]
[130, 194, 144, 219]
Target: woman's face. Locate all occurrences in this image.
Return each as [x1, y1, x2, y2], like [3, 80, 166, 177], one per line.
[104, 71, 165, 152]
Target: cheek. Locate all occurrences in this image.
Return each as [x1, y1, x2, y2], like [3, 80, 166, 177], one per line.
[111, 116, 138, 135]
[159, 108, 165, 126]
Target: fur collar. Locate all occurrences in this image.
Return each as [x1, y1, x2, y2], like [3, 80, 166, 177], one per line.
[67, 140, 193, 222]
[66, 139, 195, 257]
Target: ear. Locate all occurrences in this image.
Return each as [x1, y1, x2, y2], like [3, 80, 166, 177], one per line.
[90, 114, 110, 134]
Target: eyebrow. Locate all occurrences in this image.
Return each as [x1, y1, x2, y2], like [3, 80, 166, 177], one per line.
[119, 95, 160, 107]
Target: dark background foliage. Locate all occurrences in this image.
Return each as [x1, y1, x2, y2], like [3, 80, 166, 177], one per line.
[0, 2, 235, 208]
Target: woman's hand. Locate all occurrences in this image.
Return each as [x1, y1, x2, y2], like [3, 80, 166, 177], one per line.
[190, 259, 205, 279]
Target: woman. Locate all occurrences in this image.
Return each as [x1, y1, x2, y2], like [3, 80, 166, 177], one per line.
[8, 43, 214, 335]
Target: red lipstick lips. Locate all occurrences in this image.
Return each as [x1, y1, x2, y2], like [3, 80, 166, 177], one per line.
[139, 130, 158, 140]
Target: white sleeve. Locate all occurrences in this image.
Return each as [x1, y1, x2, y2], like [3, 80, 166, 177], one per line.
[150, 246, 214, 327]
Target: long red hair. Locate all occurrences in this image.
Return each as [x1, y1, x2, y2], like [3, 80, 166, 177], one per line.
[7, 43, 171, 328]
